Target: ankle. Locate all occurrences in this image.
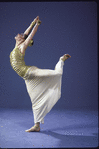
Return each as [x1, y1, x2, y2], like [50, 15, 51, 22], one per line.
[35, 122, 40, 127]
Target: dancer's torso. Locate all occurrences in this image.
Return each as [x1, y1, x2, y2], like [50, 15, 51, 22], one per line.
[10, 46, 31, 78]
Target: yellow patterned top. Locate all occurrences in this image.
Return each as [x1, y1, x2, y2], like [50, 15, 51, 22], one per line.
[10, 46, 31, 78]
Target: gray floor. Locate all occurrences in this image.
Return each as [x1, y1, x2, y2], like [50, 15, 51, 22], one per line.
[0, 108, 98, 148]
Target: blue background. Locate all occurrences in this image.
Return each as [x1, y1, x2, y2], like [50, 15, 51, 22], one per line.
[0, 2, 98, 110]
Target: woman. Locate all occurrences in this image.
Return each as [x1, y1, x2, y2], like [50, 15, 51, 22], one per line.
[10, 16, 71, 132]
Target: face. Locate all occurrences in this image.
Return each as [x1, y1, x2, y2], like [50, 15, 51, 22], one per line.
[15, 33, 25, 40]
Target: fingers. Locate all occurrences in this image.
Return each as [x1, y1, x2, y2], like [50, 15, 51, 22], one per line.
[36, 16, 39, 20]
[36, 16, 39, 19]
[34, 16, 39, 22]
[34, 16, 41, 24]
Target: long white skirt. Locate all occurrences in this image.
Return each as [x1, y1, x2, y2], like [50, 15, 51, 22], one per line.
[24, 58, 64, 124]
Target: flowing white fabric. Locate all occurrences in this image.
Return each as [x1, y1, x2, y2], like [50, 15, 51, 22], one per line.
[24, 58, 64, 124]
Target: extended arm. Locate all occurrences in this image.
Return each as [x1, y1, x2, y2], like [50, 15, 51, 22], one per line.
[24, 23, 39, 48]
[24, 16, 39, 36]
[20, 18, 41, 53]
[24, 22, 35, 36]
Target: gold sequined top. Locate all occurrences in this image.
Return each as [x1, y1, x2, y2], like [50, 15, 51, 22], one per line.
[10, 46, 31, 78]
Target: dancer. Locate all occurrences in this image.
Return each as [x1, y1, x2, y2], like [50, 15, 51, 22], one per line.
[10, 16, 71, 132]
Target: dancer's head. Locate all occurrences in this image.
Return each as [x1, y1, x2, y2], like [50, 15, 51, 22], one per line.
[15, 33, 34, 47]
[15, 33, 25, 42]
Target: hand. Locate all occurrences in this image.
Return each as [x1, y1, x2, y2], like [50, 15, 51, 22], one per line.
[36, 19, 41, 25]
[34, 16, 39, 23]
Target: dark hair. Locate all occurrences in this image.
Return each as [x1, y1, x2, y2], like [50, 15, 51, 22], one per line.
[24, 34, 28, 39]
[24, 34, 34, 46]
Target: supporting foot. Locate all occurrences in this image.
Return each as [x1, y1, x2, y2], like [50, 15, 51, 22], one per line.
[25, 125, 40, 132]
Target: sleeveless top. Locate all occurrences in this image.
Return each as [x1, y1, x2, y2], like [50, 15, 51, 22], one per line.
[9, 46, 31, 79]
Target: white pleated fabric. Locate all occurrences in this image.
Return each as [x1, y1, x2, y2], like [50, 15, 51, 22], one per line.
[24, 58, 64, 124]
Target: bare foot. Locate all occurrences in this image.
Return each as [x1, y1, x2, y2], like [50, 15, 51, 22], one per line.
[25, 125, 40, 132]
[60, 54, 71, 61]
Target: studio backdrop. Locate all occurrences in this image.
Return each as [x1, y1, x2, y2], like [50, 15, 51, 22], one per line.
[0, 2, 98, 110]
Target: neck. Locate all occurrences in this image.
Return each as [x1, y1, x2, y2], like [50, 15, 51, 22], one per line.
[15, 40, 23, 47]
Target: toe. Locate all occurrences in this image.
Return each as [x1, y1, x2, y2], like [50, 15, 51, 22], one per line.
[25, 129, 31, 132]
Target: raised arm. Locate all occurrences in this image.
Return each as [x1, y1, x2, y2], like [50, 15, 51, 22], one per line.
[24, 16, 39, 36]
[24, 20, 41, 48]
[19, 18, 41, 53]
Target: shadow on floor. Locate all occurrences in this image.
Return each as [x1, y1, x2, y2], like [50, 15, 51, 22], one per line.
[40, 130, 98, 147]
